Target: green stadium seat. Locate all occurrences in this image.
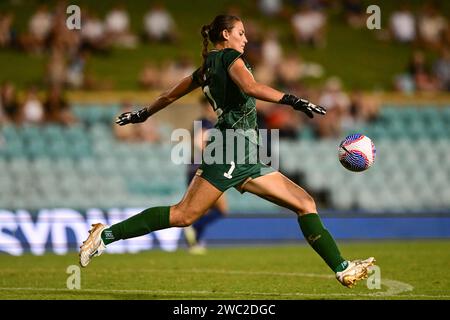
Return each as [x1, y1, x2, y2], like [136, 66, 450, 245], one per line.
[379, 106, 395, 122]
[420, 107, 440, 124]
[371, 123, 388, 140]
[70, 141, 92, 159]
[76, 158, 97, 175]
[298, 126, 315, 140]
[73, 105, 120, 125]
[8, 158, 30, 175]
[41, 124, 64, 142]
[3, 105, 450, 211]
[3, 140, 26, 158]
[20, 125, 42, 142]
[90, 123, 112, 139]
[52, 158, 75, 174]
[441, 107, 450, 123]
[46, 140, 70, 158]
[30, 158, 53, 173]
[26, 138, 50, 159]
[0, 158, 7, 170]
[1, 124, 20, 142]
[426, 122, 447, 139]
[65, 125, 89, 142]
[330, 188, 354, 210]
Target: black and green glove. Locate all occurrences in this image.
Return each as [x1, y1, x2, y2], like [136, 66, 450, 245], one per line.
[115, 108, 150, 126]
[279, 94, 326, 118]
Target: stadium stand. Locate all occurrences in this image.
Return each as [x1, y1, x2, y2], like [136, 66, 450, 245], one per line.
[279, 104, 450, 211]
[1, 103, 449, 213]
[0, 0, 449, 215]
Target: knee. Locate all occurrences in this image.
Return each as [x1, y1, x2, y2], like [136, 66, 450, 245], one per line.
[297, 194, 317, 216]
[170, 204, 204, 227]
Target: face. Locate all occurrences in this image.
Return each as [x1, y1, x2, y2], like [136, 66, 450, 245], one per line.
[223, 20, 248, 53]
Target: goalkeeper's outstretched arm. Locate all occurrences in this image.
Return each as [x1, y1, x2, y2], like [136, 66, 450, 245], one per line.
[116, 75, 200, 125]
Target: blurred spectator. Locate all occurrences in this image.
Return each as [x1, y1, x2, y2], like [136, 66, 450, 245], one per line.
[389, 3, 416, 43]
[277, 53, 304, 87]
[276, 51, 323, 87]
[0, 105, 8, 125]
[261, 30, 283, 69]
[0, 12, 15, 49]
[225, 4, 243, 17]
[20, 5, 52, 53]
[342, 0, 366, 29]
[393, 74, 415, 94]
[407, 50, 439, 92]
[348, 90, 380, 125]
[242, 20, 263, 66]
[0, 98, 5, 124]
[143, 2, 178, 44]
[160, 56, 195, 88]
[260, 95, 304, 141]
[138, 61, 161, 90]
[22, 86, 44, 124]
[258, 0, 283, 18]
[48, 1, 81, 56]
[319, 77, 351, 112]
[104, 3, 137, 48]
[317, 77, 350, 138]
[114, 101, 160, 143]
[291, 4, 327, 48]
[444, 25, 450, 47]
[114, 101, 139, 141]
[66, 50, 89, 89]
[433, 47, 450, 91]
[137, 118, 161, 143]
[253, 62, 276, 86]
[264, 103, 301, 140]
[44, 85, 77, 125]
[255, 100, 272, 132]
[0, 81, 20, 124]
[81, 10, 109, 53]
[417, 3, 447, 50]
[46, 44, 67, 88]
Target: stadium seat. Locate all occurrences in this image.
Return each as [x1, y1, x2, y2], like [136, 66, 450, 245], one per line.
[2, 104, 449, 212]
[3, 140, 26, 158]
[27, 138, 51, 159]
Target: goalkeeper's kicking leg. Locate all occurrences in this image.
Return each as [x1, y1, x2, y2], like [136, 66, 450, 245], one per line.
[239, 171, 375, 288]
[79, 175, 222, 267]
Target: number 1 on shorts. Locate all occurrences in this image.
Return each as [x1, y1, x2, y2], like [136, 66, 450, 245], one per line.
[224, 161, 235, 179]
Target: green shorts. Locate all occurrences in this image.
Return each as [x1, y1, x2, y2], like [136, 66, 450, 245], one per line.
[196, 131, 275, 192]
[197, 161, 275, 193]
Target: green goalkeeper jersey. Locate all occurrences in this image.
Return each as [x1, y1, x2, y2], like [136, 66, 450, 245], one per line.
[192, 48, 258, 144]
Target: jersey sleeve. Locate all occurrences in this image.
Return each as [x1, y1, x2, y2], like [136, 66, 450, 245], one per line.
[222, 49, 243, 71]
[191, 67, 202, 86]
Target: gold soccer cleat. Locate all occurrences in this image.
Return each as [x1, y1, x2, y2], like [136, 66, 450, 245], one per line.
[79, 223, 108, 268]
[336, 257, 376, 288]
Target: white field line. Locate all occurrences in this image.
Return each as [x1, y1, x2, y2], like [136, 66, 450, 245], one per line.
[101, 268, 416, 297]
[1, 286, 449, 299]
[0, 267, 431, 298]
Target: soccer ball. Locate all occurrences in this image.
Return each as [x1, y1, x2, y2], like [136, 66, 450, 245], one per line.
[338, 134, 376, 172]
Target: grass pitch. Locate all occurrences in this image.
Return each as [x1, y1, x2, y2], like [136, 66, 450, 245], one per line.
[1, 240, 449, 300]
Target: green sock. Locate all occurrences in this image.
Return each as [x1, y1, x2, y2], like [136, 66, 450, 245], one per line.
[101, 206, 170, 245]
[298, 213, 347, 273]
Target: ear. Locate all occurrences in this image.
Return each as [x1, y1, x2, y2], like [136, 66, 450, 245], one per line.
[222, 29, 230, 41]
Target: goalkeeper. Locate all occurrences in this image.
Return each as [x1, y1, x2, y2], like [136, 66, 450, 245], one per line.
[80, 14, 375, 288]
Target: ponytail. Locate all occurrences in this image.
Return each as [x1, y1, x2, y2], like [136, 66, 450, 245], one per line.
[201, 24, 210, 61]
[200, 24, 210, 84]
[198, 15, 241, 85]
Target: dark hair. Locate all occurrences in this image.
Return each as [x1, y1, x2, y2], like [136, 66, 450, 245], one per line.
[200, 15, 241, 83]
